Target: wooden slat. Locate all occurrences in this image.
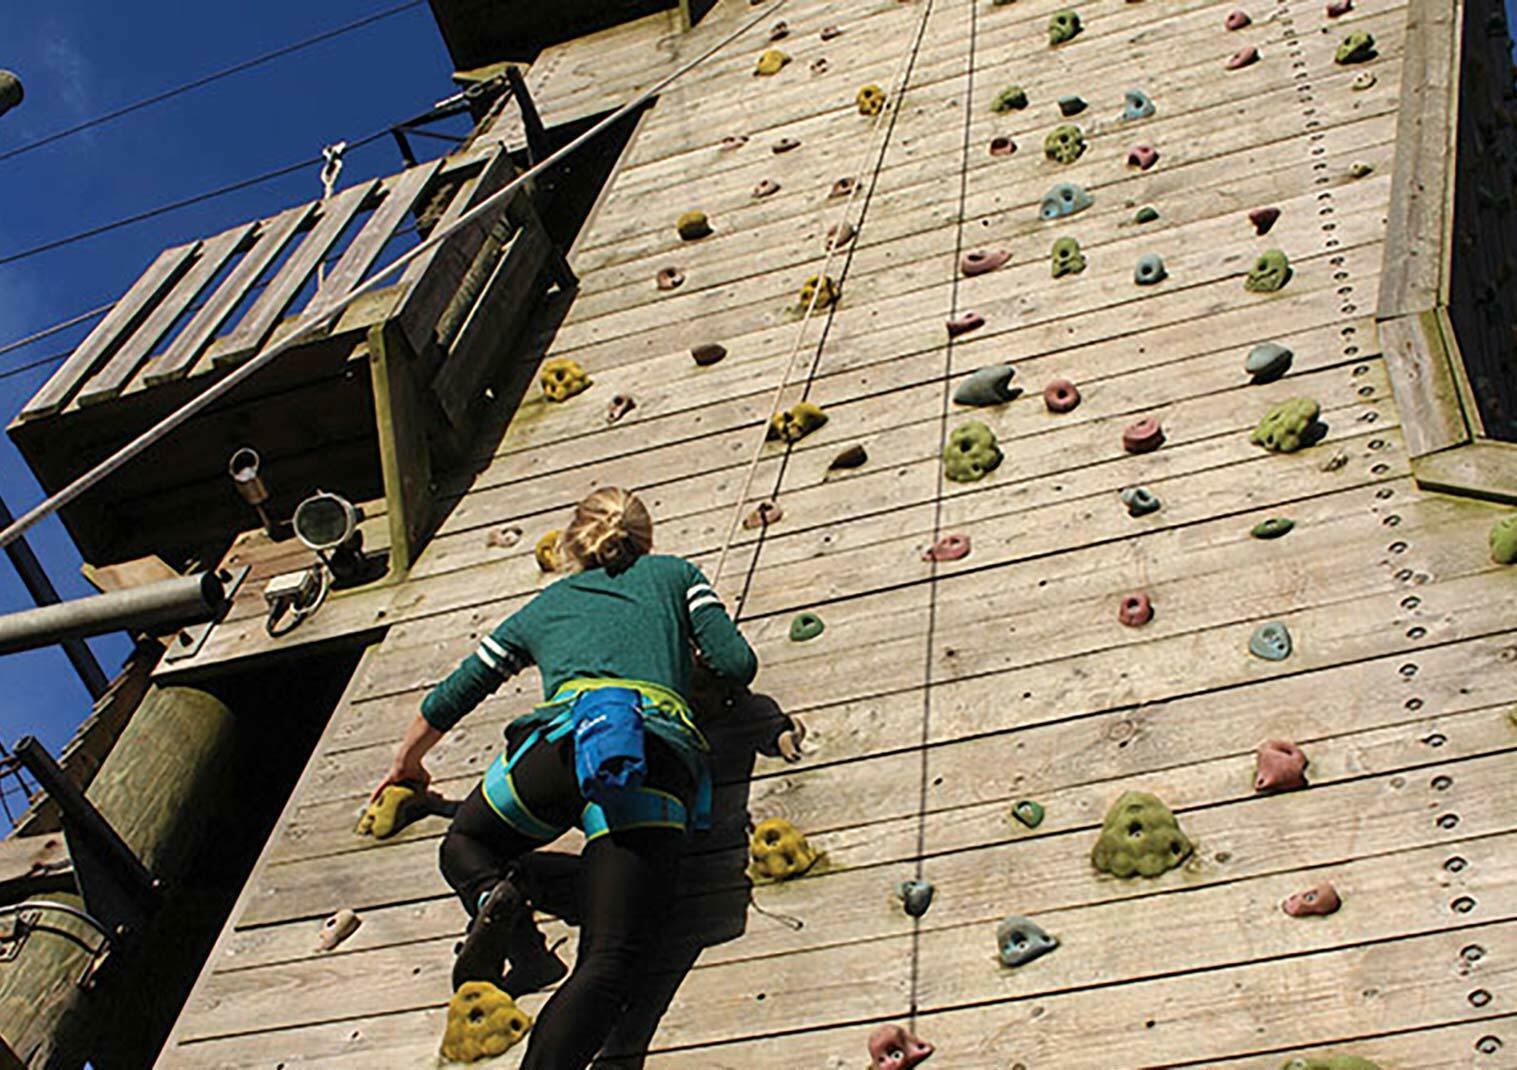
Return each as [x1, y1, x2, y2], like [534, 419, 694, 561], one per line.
[1377, 308, 1469, 457]
[18, 242, 198, 420]
[1413, 437, 1517, 504]
[143, 203, 314, 385]
[74, 223, 256, 407]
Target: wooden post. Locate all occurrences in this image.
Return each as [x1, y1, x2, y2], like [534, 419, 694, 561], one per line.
[367, 320, 436, 577]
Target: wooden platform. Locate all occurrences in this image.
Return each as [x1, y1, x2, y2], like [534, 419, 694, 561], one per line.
[156, 0, 1517, 1066]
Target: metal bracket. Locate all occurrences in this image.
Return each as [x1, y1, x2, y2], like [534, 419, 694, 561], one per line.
[164, 564, 250, 663]
[0, 900, 113, 988]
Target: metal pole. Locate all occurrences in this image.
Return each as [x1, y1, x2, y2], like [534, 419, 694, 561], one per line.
[0, 571, 226, 658]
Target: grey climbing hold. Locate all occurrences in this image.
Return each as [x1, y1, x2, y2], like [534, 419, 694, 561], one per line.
[1122, 88, 1156, 121]
[1051, 236, 1086, 278]
[1135, 206, 1160, 224]
[1246, 249, 1293, 293]
[1058, 94, 1087, 117]
[1040, 182, 1093, 220]
[1044, 124, 1087, 164]
[1249, 621, 1293, 661]
[996, 915, 1059, 967]
[1012, 800, 1045, 828]
[691, 343, 727, 367]
[829, 444, 868, 470]
[1134, 253, 1167, 286]
[0, 71, 22, 119]
[992, 85, 1029, 113]
[790, 612, 825, 642]
[1121, 487, 1161, 517]
[1335, 31, 1377, 64]
[1048, 9, 1082, 45]
[1252, 518, 1295, 539]
[1246, 342, 1294, 383]
[954, 364, 1020, 407]
[897, 880, 935, 917]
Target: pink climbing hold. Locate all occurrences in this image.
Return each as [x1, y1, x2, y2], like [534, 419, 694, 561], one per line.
[868, 1024, 935, 1070]
[656, 267, 684, 291]
[753, 178, 780, 198]
[1127, 145, 1160, 170]
[830, 176, 858, 198]
[1225, 9, 1252, 30]
[1044, 379, 1081, 413]
[827, 221, 857, 250]
[1249, 206, 1281, 235]
[743, 501, 783, 530]
[923, 534, 971, 562]
[1122, 418, 1166, 454]
[606, 394, 636, 424]
[1226, 45, 1260, 70]
[1283, 881, 1342, 917]
[1254, 739, 1309, 792]
[960, 250, 1011, 277]
[1118, 592, 1154, 627]
[988, 136, 1017, 157]
[947, 312, 985, 338]
[1326, 0, 1353, 15]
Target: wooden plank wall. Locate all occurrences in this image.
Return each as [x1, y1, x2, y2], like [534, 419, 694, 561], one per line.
[158, 0, 1517, 1066]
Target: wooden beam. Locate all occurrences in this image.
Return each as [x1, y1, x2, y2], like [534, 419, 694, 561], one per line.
[1412, 438, 1517, 504]
[1376, 309, 1470, 458]
[367, 320, 435, 577]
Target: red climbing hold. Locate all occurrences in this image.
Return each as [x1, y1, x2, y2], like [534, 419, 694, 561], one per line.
[1249, 206, 1281, 235]
[827, 221, 857, 250]
[1327, 0, 1353, 15]
[743, 501, 783, 529]
[1122, 418, 1166, 453]
[1226, 9, 1252, 30]
[1283, 882, 1341, 917]
[691, 343, 727, 367]
[1226, 45, 1260, 70]
[1043, 379, 1081, 413]
[947, 312, 985, 338]
[1254, 739, 1309, 792]
[1118, 592, 1154, 627]
[606, 394, 636, 424]
[1127, 145, 1159, 170]
[923, 534, 971, 562]
[960, 250, 1011, 277]
[868, 1024, 935, 1070]
[988, 136, 1017, 157]
[830, 176, 858, 198]
[656, 267, 684, 291]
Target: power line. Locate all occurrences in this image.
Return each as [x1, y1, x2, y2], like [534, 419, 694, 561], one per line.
[0, 1, 425, 164]
[0, 350, 69, 383]
[0, 301, 112, 359]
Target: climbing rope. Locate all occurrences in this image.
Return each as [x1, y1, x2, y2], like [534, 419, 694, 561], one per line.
[709, 0, 939, 598]
[0, 0, 790, 554]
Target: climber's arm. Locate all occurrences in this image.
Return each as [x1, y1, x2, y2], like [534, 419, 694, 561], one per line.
[685, 568, 758, 685]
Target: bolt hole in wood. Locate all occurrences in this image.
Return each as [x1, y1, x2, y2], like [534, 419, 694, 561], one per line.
[1404, 697, 1423, 710]
[1446, 856, 1469, 873]
[1476, 1035, 1503, 1054]
[1437, 814, 1461, 830]
[1407, 627, 1427, 640]
[1469, 988, 1493, 1007]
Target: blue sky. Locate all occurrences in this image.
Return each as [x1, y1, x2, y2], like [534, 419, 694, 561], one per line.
[0, 1, 456, 815]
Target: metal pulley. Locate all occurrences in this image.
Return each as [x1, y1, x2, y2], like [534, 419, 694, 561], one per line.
[0, 70, 22, 118]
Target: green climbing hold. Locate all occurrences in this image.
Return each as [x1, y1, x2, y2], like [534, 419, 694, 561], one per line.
[1490, 514, 1517, 564]
[1334, 31, 1377, 64]
[1246, 249, 1293, 292]
[789, 612, 825, 642]
[944, 421, 1003, 483]
[1091, 791, 1193, 879]
[1281, 1057, 1381, 1070]
[768, 402, 829, 443]
[1135, 206, 1160, 224]
[1349, 161, 1374, 178]
[1057, 94, 1087, 117]
[1051, 236, 1086, 278]
[676, 210, 712, 241]
[1251, 397, 1324, 453]
[1012, 800, 1045, 828]
[991, 85, 1029, 113]
[1250, 621, 1293, 661]
[1044, 124, 1086, 164]
[1048, 9, 1082, 45]
[1252, 518, 1295, 540]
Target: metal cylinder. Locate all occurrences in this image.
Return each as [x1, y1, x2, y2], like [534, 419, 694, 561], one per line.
[0, 70, 23, 118]
[0, 571, 226, 656]
[227, 447, 269, 506]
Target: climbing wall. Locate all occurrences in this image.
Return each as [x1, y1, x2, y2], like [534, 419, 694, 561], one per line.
[158, 0, 1517, 1066]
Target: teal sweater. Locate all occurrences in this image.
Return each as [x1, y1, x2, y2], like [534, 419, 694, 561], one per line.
[420, 554, 758, 732]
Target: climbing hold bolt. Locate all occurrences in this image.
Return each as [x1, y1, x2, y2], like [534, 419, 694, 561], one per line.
[606, 394, 636, 424]
[830, 444, 868, 470]
[752, 178, 780, 198]
[1123, 88, 1156, 121]
[535, 530, 561, 572]
[1251, 397, 1324, 453]
[316, 908, 362, 951]
[820, 24, 842, 41]
[768, 402, 829, 443]
[1044, 124, 1087, 164]
[923, 534, 972, 562]
[1048, 9, 1082, 45]
[868, 1024, 935, 1070]
[750, 817, 819, 879]
[1252, 517, 1295, 539]
[1487, 513, 1517, 563]
[1349, 161, 1374, 179]
[1249, 206, 1281, 235]
[857, 84, 887, 116]
[1012, 800, 1045, 828]
[989, 136, 1017, 157]
[953, 364, 1019, 407]
[676, 210, 712, 241]
[1255, 739, 1309, 792]
[997, 915, 1059, 967]
[540, 357, 591, 402]
[1134, 253, 1168, 286]
[744, 500, 783, 529]
[1058, 94, 1087, 117]
[789, 612, 825, 642]
[1335, 32, 1377, 64]
[1281, 1056, 1380, 1070]
[1249, 621, 1294, 661]
[1282, 881, 1342, 918]
[1043, 379, 1081, 413]
[441, 982, 532, 1062]
[1118, 592, 1154, 627]
[991, 85, 1029, 113]
[691, 343, 727, 367]
[0, 72, 22, 119]
[946, 312, 986, 338]
[961, 249, 1011, 277]
[772, 137, 800, 154]
[754, 49, 791, 76]
[829, 176, 858, 198]
[1246, 342, 1294, 383]
[1051, 236, 1086, 278]
[357, 784, 427, 840]
[944, 421, 1003, 483]
[1092, 791, 1194, 878]
[1226, 9, 1252, 30]
[1127, 144, 1160, 170]
[1040, 182, 1093, 220]
[1327, 0, 1354, 15]
[1121, 486, 1161, 517]
[1351, 71, 1377, 91]
[719, 134, 747, 151]
[1135, 206, 1160, 224]
[1122, 418, 1166, 454]
[897, 880, 935, 917]
[1246, 249, 1293, 293]
[826, 221, 857, 250]
[1226, 45, 1261, 70]
[656, 266, 684, 291]
[799, 274, 840, 309]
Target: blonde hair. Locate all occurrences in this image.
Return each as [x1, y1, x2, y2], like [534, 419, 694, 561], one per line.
[561, 487, 653, 573]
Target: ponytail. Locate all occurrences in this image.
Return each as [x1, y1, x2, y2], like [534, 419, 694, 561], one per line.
[561, 487, 654, 573]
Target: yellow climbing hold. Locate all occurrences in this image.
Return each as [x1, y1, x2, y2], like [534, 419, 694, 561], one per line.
[540, 357, 590, 402]
[440, 982, 532, 1062]
[755, 49, 791, 76]
[356, 784, 424, 840]
[535, 529, 562, 573]
[675, 209, 712, 241]
[750, 817, 819, 880]
[856, 84, 887, 116]
[799, 274, 840, 310]
[767, 402, 829, 443]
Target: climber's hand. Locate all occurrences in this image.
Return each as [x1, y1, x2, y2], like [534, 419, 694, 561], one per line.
[371, 753, 430, 803]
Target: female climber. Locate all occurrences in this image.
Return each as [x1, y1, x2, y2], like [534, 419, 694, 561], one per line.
[369, 486, 759, 1069]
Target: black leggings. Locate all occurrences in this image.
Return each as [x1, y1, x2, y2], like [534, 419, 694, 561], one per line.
[439, 731, 689, 1070]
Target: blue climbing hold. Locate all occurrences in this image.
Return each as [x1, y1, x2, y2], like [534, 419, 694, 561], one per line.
[1246, 343, 1294, 383]
[1249, 621, 1293, 661]
[1123, 88, 1156, 121]
[997, 915, 1059, 968]
[953, 364, 1020, 407]
[1121, 487, 1161, 517]
[1040, 182, 1093, 220]
[897, 880, 935, 917]
[1134, 253, 1168, 286]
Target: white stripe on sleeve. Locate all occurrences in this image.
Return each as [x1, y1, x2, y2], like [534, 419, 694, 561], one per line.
[689, 594, 725, 614]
